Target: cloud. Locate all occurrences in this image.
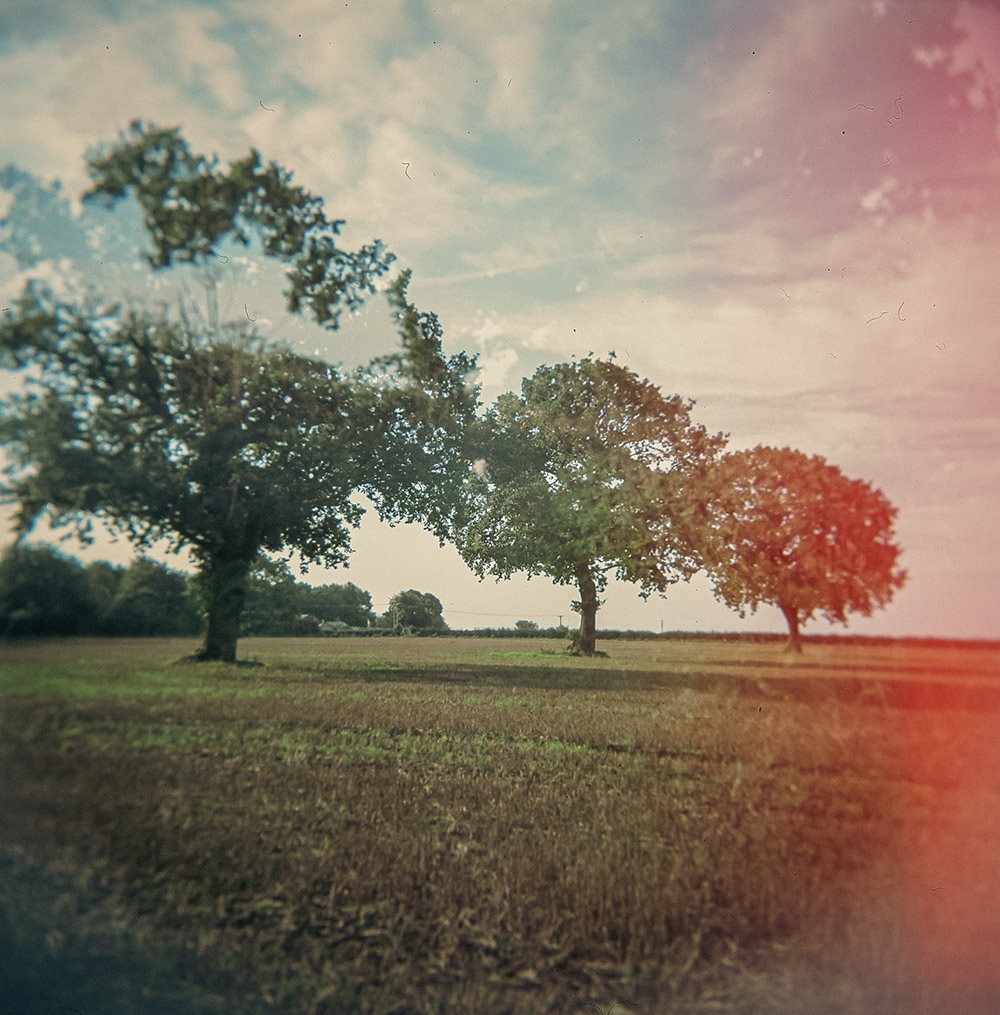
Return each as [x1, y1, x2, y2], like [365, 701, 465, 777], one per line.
[470, 314, 504, 344]
[482, 182, 553, 207]
[234, 0, 407, 95]
[913, 45, 949, 68]
[481, 26, 547, 137]
[952, 0, 1000, 132]
[0, 6, 255, 204]
[860, 175, 899, 214]
[475, 345, 520, 392]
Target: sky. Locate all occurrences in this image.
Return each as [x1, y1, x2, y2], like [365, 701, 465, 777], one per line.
[1, 0, 998, 640]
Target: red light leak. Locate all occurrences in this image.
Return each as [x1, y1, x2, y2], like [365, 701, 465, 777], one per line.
[896, 653, 1000, 1010]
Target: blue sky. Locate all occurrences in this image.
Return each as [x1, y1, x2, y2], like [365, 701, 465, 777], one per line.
[2, 0, 999, 638]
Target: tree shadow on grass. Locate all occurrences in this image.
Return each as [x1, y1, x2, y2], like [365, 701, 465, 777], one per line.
[345, 662, 1000, 712]
[0, 851, 272, 1015]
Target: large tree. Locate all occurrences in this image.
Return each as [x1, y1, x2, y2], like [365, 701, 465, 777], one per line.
[455, 358, 725, 655]
[699, 446, 907, 652]
[383, 589, 448, 633]
[0, 123, 476, 661]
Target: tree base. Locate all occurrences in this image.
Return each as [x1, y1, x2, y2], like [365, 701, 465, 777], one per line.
[565, 643, 609, 658]
[175, 652, 263, 667]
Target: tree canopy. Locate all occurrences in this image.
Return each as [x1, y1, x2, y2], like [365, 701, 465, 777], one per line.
[455, 358, 725, 654]
[301, 582, 375, 629]
[0, 543, 199, 637]
[0, 123, 912, 658]
[83, 121, 393, 324]
[0, 123, 476, 661]
[239, 557, 302, 636]
[699, 446, 907, 651]
[383, 589, 448, 633]
[0, 543, 95, 637]
[239, 560, 375, 635]
[101, 557, 201, 636]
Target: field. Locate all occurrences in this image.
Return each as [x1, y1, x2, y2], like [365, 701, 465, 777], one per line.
[2, 635, 999, 1015]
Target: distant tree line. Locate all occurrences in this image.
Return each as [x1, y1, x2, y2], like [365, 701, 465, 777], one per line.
[0, 543, 200, 638]
[0, 543, 453, 639]
[241, 558, 377, 635]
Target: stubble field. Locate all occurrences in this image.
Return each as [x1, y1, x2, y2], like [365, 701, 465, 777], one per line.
[1, 635, 999, 1015]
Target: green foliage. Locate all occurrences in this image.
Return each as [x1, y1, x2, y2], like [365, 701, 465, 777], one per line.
[383, 588, 448, 633]
[103, 558, 201, 636]
[700, 446, 907, 649]
[240, 558, 301, 636]
[0, 542, 95, 636]
[0, 293, 368, 659]
[85, 560, 123, 626]
[0, 124, 477, 662]
[84, 120, 393, 323]
[456, 358, 725, 653]
[240, 561, 375, 635]
[0, 544, 199, 637]
[358, 271, 479, 544]
[1, 294, 363, 562]
[300, 582, 375, 629]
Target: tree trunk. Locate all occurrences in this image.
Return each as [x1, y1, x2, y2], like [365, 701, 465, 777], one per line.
[573, 565, 600, 656]
[780, 603, 803, 654]
[196, 558, 252, 662]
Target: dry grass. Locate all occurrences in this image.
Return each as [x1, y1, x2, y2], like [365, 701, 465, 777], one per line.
[1, 637, 999, 1014]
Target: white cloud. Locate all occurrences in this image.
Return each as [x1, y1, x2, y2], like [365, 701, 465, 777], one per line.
[0, 7, 254, 204]
[165, 6, 249, 113]
[860, 175, 898, 213]
[336, 119, 485, 253]
[913, 46, 948, 69]
[697, 4, 845, 135]
[483, 29, 545, 136]
[475, 344, 520, 391]
[526, 323, 555, 349]
[236, 0, 406, 93]
[952, 0, 1000, 133]
[470, 314, 504, 345]
[383, 43, 481, 135]
[483, 182, 553, 207]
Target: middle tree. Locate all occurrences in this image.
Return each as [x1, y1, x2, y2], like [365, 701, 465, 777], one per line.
[456, 359, 726, 655]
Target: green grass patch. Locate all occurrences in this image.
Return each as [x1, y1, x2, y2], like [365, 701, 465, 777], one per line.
[485, 649, 562, 660]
